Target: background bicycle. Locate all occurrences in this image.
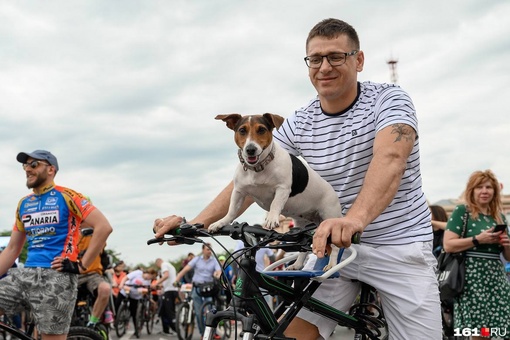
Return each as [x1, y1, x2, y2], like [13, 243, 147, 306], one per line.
[113, 289, 132, 338]
[71, 284, 110, 340]
[198, 279, 231, 340]
[0, 312, 104, 340]
[133, 284, 157, 338]
[175, 283, 195, 340]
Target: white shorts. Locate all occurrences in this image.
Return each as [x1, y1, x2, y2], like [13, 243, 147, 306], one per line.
[297, 241, 442, 340]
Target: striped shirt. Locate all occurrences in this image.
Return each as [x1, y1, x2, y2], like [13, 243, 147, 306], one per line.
[273, 81, 432, 245]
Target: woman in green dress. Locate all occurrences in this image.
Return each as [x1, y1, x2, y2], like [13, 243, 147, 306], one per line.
[444, 169, 510, 339]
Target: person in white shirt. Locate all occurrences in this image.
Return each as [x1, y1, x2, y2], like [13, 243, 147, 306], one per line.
[152, 258, 178, 335]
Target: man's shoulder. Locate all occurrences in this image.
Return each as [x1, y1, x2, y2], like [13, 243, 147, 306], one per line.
[54, 185, 84, 199]
[161, 261, 174, 270]
[360, 80, 399, 93]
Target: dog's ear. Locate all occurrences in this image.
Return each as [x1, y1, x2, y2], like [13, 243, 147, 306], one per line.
[263, 113, 285, 130]
[215, 114, 242, 131]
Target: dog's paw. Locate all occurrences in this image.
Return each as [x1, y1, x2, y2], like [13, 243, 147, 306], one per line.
[286, 263, 304, 271]
[263, 214, 280, 230]
[323, 263, 334, 271]
[208, 221, 224, 233]
[323, 246, 340, 271]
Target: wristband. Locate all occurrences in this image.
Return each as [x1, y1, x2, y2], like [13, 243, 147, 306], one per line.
[472, 236, 480, 247]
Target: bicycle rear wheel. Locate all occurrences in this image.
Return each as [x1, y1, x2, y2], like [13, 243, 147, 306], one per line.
[176, 303, 195, 340]
[114, 303, 130, 337]
[67, 326, 104, 340]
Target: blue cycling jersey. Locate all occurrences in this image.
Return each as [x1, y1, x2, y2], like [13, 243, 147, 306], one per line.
[13, 182, 95, 268]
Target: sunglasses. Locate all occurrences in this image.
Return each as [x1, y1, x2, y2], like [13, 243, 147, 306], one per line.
[22, 160, 51, 170]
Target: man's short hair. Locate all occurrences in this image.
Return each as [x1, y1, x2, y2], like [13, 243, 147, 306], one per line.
[306, 18, 360, 52]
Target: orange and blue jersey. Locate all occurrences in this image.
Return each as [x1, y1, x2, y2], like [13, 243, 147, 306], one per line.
[13, 182, 95, 268]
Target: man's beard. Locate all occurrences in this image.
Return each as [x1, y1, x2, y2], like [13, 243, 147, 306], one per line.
[27, 174, 46, 189]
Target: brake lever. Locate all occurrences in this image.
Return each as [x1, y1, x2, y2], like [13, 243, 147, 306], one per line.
[146, 235, 201, 245]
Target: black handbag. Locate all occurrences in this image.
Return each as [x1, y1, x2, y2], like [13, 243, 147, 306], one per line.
[436, 209, 469, 303]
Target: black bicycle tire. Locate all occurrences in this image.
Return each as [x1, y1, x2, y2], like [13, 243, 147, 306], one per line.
[95, 323, 109, 340]
[176, 303, 195, 340]
[0, 321, 32, 340]
[135, 301, 145, 337]
[200, 300, 212, 336]
[200, 300, 231, 340]
[67, 326, 104, 340]
[145, 301, 155, 335]
[114, 302, 130, 337]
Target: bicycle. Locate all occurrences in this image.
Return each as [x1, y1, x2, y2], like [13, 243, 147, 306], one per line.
[71, 284, 110, 340]
[133, 284, 156, 338]
[0, 315, 104, 340]
[198, 283, 232, 340]
[73, 227, 114, 340]
[199, 279, 232, 340]
[175, 283, 196, 340]
[113, 292, 131, 338]
[148, 221, 388, 340]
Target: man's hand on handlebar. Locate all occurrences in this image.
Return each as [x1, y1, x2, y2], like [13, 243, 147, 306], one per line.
[313, 217, 364, 258]
[153, 215, 185, 239]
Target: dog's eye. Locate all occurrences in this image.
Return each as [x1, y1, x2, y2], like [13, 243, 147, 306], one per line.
[238, 127, 247, 135]
[257, 127, 267, 135]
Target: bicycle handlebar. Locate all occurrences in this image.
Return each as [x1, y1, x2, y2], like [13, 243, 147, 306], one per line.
[147, 221, 360, 251]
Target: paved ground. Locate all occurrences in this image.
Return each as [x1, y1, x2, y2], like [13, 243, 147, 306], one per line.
[109, 319, 356, 340]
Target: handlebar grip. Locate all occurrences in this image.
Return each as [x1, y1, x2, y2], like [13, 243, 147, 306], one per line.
[352, 232, 361, 244]
[168, 223, 205, 236]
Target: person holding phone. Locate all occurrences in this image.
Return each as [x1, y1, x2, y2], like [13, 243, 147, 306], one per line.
[443, 170, 510, 339]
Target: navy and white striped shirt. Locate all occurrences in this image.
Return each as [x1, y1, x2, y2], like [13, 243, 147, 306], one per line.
[273, 81, 432, 245]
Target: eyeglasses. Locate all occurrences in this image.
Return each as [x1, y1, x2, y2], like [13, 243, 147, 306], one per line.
[22, 160, 51, 170]
[304, 50, 358, 69]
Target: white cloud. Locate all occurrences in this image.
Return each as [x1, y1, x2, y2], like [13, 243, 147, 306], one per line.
[1, 0, 509, 266]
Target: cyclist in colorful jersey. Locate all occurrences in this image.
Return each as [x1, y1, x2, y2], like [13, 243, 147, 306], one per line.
[153, 18, 441, 340]
[77, 226, 114, 328]
[0, 150, 113, 340]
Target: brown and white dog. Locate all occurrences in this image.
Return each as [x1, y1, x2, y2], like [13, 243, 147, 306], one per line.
[208, 113, 342, 271]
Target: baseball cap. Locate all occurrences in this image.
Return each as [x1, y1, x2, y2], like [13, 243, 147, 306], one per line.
[17, 150, 59, 171]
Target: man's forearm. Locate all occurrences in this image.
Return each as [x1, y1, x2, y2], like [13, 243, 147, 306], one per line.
[346, 153, 406, 228]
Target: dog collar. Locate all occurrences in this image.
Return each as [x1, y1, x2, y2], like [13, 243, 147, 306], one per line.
[238, 144, 275, 172]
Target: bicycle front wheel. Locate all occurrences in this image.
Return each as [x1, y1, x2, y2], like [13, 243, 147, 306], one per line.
[200, 301, 231, 340]
[146, 302, 155, 335]
[176, 303, 195, 340]
[135, 303, 145, 338]
[114, 303, 130, 337]
[67, 326, 104, 340]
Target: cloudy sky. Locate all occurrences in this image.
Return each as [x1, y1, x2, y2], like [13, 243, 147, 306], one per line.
[1, 1, 509, 267]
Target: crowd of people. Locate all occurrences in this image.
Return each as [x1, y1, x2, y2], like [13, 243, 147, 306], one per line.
[1, 16, 509, 340]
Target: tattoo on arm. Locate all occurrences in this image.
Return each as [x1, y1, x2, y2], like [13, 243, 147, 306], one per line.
[390, 124, 415, 143]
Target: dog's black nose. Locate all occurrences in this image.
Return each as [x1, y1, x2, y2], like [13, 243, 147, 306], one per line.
[246, 145, 257, 156]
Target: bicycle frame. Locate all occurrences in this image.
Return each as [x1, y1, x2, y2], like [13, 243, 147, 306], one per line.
[149, 222, 386, 340]
[203, 247, 368, 340]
